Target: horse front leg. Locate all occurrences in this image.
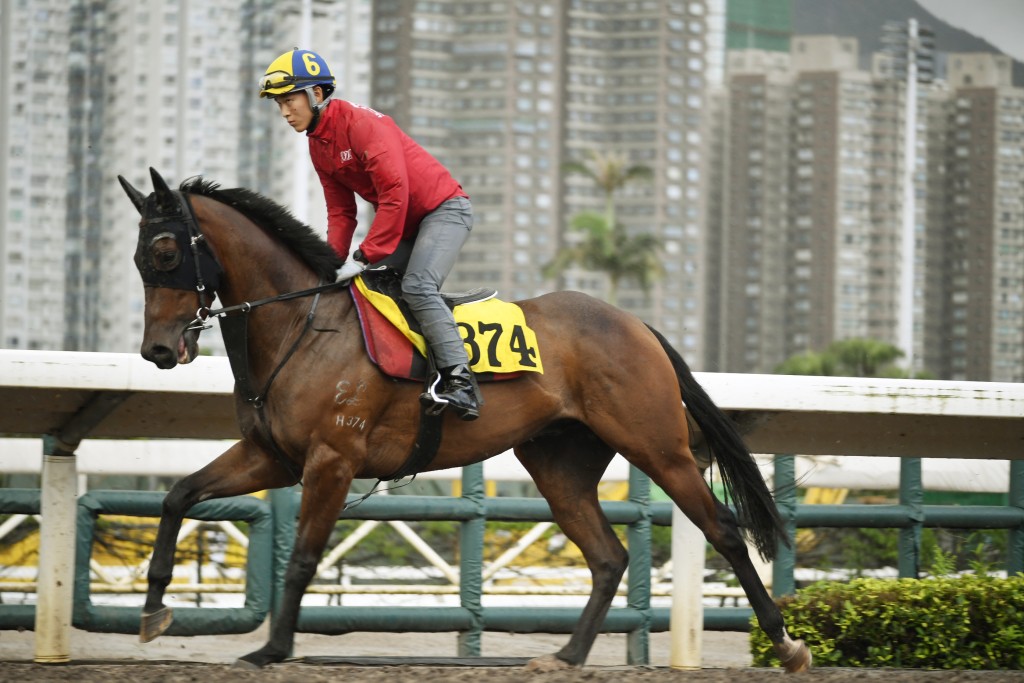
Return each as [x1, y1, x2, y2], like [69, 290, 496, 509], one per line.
[237, 450, 354, 668]
[140, 440, 299, 642]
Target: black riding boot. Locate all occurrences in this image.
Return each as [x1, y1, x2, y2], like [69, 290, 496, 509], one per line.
[430, 364, 480, 421]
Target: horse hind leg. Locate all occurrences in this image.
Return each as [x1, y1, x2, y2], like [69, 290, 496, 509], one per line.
[140, 440, 299, 643]
[648, 461, 811, 672]
[513, 426, 621, 670]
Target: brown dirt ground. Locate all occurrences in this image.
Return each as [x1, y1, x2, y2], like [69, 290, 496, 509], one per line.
[1, 627, 1022, 683]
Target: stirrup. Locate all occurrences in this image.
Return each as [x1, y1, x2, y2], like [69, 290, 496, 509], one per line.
[419, 374, 449, 416]
[418, 370, 480, 420]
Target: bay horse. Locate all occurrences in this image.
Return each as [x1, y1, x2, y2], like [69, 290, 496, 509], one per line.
[118, 167, 810, 672]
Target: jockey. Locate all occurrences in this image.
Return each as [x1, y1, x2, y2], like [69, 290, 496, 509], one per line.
[259, 49, 479, 421]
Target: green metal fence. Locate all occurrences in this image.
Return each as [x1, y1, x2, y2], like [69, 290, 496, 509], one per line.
[2, 456, 1024, 665]
[770, 456, 1024, 596]
[72, 490, 274, 635]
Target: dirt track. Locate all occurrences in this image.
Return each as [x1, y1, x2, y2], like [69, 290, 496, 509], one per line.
[2, 662, 1023, 683]
[1, 628, 1022, 682]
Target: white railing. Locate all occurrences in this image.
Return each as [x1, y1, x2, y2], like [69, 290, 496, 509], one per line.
[2, 349, 1023, 665]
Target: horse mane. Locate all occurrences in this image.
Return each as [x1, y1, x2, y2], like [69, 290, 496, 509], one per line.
[179, 176, 342, 281]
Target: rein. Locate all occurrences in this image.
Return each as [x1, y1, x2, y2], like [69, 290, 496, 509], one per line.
[150, 190, 433, 495]
[218, 287, 321, 486]
[186, 280, 348, 334]
[155, 189, 348, 485]
[187, 279, 348, 418]
[218, 288, 327, 409]
[210, 280, 348, 485]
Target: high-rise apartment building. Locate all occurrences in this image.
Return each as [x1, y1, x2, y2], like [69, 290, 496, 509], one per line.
[7, 0, 371, 355]
[710, 37, 1023, 382]
[66, 0, 108, 351]
[706, 48, 791, 371]
[0, 1, 70, 351]
[925, 54, 1024, 381]
[4, 2, 1021, 383]
[371, 0, 713, 356]
[371, 1, 567, 301]
[243, 0, 373, 231]
[709, 36, 933, 373]
[93, 1, 247, 354]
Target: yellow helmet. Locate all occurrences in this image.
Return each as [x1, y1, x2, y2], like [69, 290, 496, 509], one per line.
[259, 49, 336, 100]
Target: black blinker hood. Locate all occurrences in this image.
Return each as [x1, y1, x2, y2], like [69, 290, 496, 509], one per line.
[135, 191, 223, 294]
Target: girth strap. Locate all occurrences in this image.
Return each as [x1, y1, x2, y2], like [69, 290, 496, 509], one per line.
[381, 410, 443, 482]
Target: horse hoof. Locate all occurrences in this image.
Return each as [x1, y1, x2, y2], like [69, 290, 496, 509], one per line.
[233, 657, 262, 670]
[236, 646, 287, 669]
[775, 637, 812, 673]
[139, 607, 173, 643]
[525, 654, 575, 672]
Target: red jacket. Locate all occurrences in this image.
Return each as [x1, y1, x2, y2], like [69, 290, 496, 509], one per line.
[308, 99, 467, 263]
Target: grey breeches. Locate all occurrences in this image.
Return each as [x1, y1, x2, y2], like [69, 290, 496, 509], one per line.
[395, 196, 473, 369]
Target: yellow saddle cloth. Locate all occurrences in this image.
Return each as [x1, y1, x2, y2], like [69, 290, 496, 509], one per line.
[352, 272, 544, 378]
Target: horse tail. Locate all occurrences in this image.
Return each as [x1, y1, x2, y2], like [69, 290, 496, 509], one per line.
[646, 325, 787, 561]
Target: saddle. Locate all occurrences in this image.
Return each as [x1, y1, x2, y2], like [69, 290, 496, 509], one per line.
[349, 267, 543, 482]
[350, 267, 543, 382]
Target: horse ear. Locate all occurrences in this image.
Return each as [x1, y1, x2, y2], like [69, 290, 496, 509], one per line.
[118, 175, 147, 215]
[149, 167, 177, 211]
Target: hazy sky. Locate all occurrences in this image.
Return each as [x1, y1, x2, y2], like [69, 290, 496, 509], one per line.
[916, 0, 1024, 61]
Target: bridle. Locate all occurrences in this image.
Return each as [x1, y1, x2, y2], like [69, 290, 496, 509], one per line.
[139, 189, 345, 336]
[134, 183, 453, 497]
[139, 190, 345, 483]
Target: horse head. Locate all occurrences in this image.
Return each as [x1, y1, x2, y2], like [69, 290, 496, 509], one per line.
[118, 168, 222, 369]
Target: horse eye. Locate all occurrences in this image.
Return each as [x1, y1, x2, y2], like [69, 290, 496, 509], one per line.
[151, 237, 182, 272]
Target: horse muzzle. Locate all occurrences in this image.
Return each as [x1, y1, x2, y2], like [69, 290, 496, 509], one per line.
[141, 326, 200, 369]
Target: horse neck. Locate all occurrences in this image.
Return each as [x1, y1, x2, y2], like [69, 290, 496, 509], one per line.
[191, 196, 354, 376]
[191, 196, 318, 303]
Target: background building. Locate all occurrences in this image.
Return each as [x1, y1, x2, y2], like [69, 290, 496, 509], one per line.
[726, 0, 790, 53]
[0, 1, 70, 351]
[709, 35, 937, 374]
[708, 34, 1023, 381]
[55, 0, 371, 356]
[371, 0, 714, 356]
[925, 54, 1024, 381]
[0, 0, 1021, 383]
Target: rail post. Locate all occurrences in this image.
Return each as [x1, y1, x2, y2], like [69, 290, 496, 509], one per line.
[34, 437, 78, 663]
[772, 455, 797, 597]
[457, 463, 485, 656]
[270, 485, 300, 657]
[899, 458, 923, 578]
[668, 503, 704, 669]
[625, 465, 652, 664]
[1009, 460, 1024, 575]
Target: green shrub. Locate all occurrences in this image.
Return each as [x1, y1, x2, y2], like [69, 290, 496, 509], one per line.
[750, 574, 1024, 669]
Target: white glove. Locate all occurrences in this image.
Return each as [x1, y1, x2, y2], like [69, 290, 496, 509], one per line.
[335, 259, 366, 283]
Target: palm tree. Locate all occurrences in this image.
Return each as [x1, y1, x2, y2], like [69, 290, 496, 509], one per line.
[774, 338, 931, 378]
[561, 150, 653, 227]
[545, 150, 662, 306]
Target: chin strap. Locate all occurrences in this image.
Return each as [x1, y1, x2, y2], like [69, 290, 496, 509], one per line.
[306, 107, 321, 135]
[304, 87, 331, 135]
